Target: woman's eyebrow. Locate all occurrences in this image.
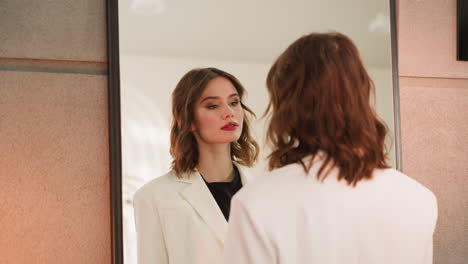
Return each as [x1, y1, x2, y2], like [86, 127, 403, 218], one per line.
[200, 96, 219, 103]
[200, 93, 239, 103]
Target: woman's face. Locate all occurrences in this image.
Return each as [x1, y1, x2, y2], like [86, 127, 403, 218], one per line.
[192, 77, 244, 145]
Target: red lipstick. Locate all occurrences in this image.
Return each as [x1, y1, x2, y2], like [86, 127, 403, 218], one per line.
[221, 122, 239, 131]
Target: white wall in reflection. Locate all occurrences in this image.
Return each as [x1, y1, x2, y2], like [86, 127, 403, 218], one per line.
[121, 70, 172, 263]
[121, 53, 395, 264]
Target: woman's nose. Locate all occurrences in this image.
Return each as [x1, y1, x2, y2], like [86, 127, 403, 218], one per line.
[222, 105, 235, 120]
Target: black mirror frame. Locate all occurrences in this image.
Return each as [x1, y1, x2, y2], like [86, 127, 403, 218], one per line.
[107, 0, 123, 263]
[106, 0, 401, 263]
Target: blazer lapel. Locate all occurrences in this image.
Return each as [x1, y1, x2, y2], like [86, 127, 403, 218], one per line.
[177, 170, 228, 244]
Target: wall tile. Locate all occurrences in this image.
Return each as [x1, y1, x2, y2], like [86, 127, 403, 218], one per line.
[400, 80, 468, 264]
[0, 71, 110, 264]
[0, 0, 106, 62]
[398, 0, 468, 79]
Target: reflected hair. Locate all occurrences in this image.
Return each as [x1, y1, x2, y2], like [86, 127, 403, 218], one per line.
[265, 32, 390, 186]
[170, 67, 259, 176]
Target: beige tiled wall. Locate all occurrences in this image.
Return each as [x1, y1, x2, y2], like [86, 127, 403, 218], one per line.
[398, 0, 468, 263]
[0, 1, 110, 263]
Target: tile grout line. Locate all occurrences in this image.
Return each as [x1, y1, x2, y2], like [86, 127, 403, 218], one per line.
[0, 65, 107, 75]
[399, 75, 468, 81]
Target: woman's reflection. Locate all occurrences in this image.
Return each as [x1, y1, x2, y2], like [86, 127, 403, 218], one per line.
[133, 67, 259, 264]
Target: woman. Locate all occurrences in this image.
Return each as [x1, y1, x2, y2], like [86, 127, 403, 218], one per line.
[133, 67, 259, 264]
[224, 32, 437, 264]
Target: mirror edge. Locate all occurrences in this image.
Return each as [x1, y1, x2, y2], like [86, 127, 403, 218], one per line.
[389, 0, 403, 171]
[107, 0, 124, 264]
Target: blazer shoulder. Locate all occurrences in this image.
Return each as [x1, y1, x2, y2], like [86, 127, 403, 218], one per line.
[378, 168, 437, 208]
[134, 170, 179, 201]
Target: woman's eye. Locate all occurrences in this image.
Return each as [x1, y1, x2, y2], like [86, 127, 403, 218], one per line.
[230, 101, 239, 106]
[207, 104, 217, 109]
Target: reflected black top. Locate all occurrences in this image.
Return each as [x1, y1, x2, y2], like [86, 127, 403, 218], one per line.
[202, 166, 242, 221]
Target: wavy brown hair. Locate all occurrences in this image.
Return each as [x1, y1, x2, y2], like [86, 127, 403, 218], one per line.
[265, 32, 390, 186]
[170, 67, 259, 177]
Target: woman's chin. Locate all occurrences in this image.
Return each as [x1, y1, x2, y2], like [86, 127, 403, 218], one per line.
[205, 136, 240, 145]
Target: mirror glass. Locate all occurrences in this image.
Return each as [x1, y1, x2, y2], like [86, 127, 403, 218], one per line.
[118, 0, 396, 263]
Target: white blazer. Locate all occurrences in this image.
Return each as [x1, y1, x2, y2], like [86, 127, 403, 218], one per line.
[133, 163, 252, 264]
[224, 155, 438, 264]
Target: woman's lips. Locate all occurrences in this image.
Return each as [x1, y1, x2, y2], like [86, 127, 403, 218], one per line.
[221, 122, 239, 131]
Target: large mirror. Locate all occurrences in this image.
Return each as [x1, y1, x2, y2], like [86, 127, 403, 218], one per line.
[109, 0, 400, 263]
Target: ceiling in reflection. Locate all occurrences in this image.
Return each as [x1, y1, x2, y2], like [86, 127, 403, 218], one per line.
[119, 0, 392, 67]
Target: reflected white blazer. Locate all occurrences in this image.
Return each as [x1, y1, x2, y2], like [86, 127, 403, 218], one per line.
[133, 163, 251, 264]
[224, 155, 438, 264]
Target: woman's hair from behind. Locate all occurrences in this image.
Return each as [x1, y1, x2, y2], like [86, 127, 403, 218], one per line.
[170, 67, 259, 177]
[265, 32, 390, 186]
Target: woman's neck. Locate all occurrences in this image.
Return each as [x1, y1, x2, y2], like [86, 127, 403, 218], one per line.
[196, 143, 234, 183]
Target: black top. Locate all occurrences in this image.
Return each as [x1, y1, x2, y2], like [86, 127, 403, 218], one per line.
[202, 166, 243, 221]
